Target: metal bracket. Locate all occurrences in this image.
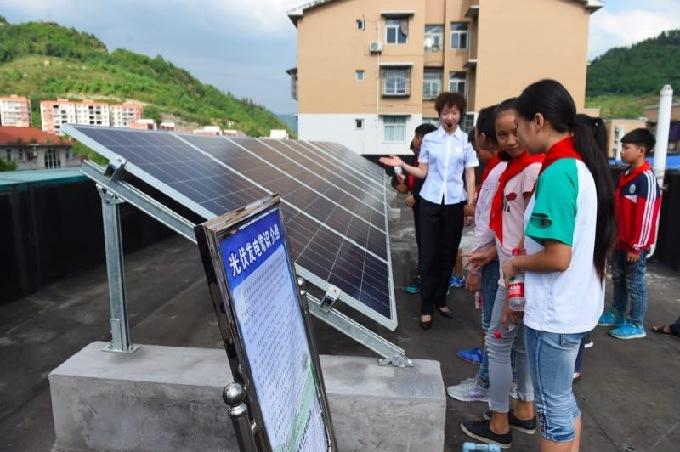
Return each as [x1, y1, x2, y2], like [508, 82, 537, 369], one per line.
[321, 285, 340, 311]
[104, 157, 127, 182]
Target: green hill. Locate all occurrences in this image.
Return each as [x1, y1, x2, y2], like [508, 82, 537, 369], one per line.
[586, 29, 680, 118]
[0, 18, 291, 138]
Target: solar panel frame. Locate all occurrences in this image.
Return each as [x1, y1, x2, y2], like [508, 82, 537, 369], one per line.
[63, 124, 397, 330]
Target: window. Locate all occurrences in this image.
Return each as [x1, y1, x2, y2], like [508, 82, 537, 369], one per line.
[382, 67, 411, 96]
[423, 69, 443, 99]
[45, 149, 61, 169]
[462, 113, 475, 133]
[451, 22, 469, 49]
[356, 19, 365, 30]
[423, 117, 440, 127]
[5, 149, 12, 161]
[355, 70, 365, 81]
[355, 119, 364, 129]
[383, 116, 406, 143]
[424, 25, 444, 51]
[18, 149, 26, 162]
[449, 71, 467, 95]
[386, 18, 408, 44]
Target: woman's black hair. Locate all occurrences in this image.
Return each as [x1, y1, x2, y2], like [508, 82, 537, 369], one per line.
[475, 104, 498, 145]
[494, 98, 518, 161]
[516, 79, 616, 281]
[576, 114, 607, 157]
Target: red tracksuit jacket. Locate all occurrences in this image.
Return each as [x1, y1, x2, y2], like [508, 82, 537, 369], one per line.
[615, 162, 661, 254]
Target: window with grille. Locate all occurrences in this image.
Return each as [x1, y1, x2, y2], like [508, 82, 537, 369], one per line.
[423, 70, 443, 99]
[382, 67, 411, 96]
[386, 18, 408, 44]
[45, 149, 61, 169]
[451, 22, 469, 49]
[383, 116, 406, 143]
[449, 71, 467, 96]
[424, 25, 444, 51]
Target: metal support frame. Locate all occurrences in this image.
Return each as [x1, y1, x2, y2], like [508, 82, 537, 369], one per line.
[81, 161, 411, 366]
[223, 383, 259, 452]
[98, 185, 138, 353]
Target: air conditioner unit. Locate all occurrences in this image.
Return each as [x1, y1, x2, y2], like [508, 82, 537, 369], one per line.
[369, 41, 383, 54]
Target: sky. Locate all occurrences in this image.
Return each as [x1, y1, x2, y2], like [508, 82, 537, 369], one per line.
[1, 0, 679, 115]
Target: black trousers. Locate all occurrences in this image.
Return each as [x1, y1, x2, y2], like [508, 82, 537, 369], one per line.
[418, 199, 465, 315]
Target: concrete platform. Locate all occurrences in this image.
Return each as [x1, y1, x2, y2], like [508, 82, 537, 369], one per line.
[2, 188, 680, 451]
[49, 343, 444, 452]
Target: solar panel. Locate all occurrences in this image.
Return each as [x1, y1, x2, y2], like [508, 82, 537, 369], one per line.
[310, 141, 384, 180]
[63, 125, 396, 330]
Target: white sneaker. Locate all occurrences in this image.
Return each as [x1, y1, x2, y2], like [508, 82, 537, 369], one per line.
[446, 377, 489, 403]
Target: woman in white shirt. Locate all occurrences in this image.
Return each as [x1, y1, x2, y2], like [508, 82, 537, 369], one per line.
[380, 92, 478, 330]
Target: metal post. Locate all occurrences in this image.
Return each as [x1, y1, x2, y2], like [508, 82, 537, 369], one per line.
[614, 126, 624, 163]
[653, 85, 673, 187]
[98, 186, 137, 353]
[223, 383, 258, 452]
[649, 85, 673, 258]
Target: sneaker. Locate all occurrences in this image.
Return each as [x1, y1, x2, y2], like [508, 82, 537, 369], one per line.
[483, 410, 536, 434]
[404, 279, 421, 294]
[446, 378, 489, 403]
[598, 310, 626, 327]
[460, 420, 512, 449]
[458, 347, 484, 365]
[449, 275, 466, 288]
[609, 323, 646, 340]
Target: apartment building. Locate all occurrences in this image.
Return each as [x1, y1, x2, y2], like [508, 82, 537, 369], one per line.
[110, 101, 144, 128]
[0, 95, 31, 127]
[40, 99, 144, 134]
[288, 0, 602, 155]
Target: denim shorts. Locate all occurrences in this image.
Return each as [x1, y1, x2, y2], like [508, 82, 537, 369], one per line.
[525, 326, 585, 443]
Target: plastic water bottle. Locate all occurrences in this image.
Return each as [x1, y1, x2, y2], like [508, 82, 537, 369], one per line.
[462, 442, 502, 452]
[507, 248, 525, 312]
[394, 166, 403, 176]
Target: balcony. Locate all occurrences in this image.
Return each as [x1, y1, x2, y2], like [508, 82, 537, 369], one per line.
[465, 0, 479, 18]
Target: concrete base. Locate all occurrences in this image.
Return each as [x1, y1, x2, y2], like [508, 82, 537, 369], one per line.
[49, 342, 445, 452]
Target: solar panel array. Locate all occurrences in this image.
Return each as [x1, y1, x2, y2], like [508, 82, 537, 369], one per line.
[63, 125, 396, 330]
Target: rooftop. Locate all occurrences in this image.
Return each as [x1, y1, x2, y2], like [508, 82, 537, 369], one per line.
[0, 126, 73, 147]
[0, 168, 86, 194]
[1, 186, 679, 451]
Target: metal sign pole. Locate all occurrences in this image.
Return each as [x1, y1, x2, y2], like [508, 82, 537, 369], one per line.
[223, 383, 259, 452]
[98, 185, 137, 353]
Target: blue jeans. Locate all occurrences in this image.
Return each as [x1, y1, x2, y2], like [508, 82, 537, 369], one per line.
[525, 327, 584, 443]
[611, 249, 648, 325]
[477, 259, 499, 387]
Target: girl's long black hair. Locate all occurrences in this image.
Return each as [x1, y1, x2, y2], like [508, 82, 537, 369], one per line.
[516, 80, 616, 280]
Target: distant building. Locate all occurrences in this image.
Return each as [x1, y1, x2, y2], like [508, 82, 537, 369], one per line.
[159, 121, 176, 131]
[129, 119, 157, 130]
[110, 101, 144, 128]
[223, 129, 246, 137]
[269, 129, 289, 139]
[193, 126, 223, 136]
[0, 126, 78, 170]
[40, 99, 145, 134]
[0, 95, 31, 127]
[40, 98, 111, 134]
[288, 0, 603, 155]
[646, 103, 680, 153]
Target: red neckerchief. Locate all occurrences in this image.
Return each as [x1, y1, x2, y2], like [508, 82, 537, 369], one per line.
[489, 151, 544, 243]
[477, 155, 502, 194]
[618, 161, 651, 190]
[539, 136, 582, 175]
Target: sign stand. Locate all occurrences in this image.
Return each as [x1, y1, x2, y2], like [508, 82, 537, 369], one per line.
[195, 195, 337, 451]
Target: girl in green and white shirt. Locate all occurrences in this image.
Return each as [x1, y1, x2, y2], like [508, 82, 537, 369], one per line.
[502, 80, 616, 452]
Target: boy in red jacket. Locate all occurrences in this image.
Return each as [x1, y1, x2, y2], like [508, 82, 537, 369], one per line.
[599, 128, 661, 339]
